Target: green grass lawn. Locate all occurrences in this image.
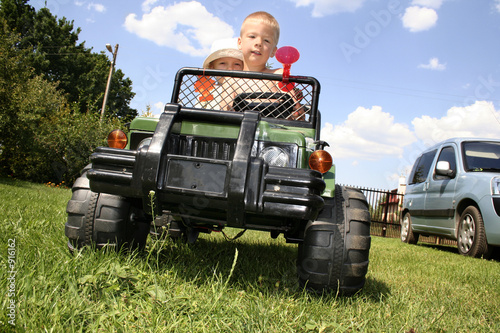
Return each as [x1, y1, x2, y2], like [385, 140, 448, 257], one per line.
[1, 177, 499, 332]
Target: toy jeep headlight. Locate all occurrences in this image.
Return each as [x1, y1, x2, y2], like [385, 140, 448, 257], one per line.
[137, 137, 152, 150]
[255, 142, 298, 167]
[259, 146, 289, 167]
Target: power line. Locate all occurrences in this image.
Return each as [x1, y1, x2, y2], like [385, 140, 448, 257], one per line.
[334, 77, 477, 100]
[318, 77, 500, 126]
[44, 53, 92, 55]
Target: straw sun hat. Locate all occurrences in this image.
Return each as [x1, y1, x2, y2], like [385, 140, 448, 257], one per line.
[202, 38, 243, 69]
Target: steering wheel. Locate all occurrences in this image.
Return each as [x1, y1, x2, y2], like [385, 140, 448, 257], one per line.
[232, 92, 295, 119]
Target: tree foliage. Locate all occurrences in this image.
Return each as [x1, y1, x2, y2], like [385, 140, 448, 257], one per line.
[0, 0, 137, 121]
[0, 13, 127, 184]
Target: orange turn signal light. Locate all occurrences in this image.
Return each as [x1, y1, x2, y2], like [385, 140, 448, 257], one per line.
[107, 129, 128, 149]
[309, 150, 333, 174]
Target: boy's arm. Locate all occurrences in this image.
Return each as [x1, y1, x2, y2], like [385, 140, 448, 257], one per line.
[287, 88, 306, 121]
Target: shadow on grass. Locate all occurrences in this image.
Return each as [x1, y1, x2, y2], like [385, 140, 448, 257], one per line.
[149, 236, 296, 286]
[143, 234, 389, 300]
[419, 242, 500, 262]
[419, 243, 458, 255]
[362, 277, 391, 301]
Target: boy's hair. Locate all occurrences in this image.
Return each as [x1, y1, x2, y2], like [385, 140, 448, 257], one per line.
[240, 11, 280, 46]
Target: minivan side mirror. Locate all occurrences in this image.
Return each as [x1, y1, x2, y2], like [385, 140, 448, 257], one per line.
[436, 161, 455, 178]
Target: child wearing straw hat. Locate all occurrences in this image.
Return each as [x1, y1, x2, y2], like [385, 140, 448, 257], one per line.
[196, 39, 243, 110]
[203, 46, 243, 71]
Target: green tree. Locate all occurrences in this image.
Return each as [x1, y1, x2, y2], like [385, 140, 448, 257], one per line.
[0, 16, 29, 175]
[76, 51, 137, 121]
[0, 0, 137, 120]
[0, 19, 125, 183]
[0, 18, 66, 179]
[0, 0, 35, 38]
[35, 108, 125, 184]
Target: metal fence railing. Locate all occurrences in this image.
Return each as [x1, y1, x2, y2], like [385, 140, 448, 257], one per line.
[344, 184, 457, 247]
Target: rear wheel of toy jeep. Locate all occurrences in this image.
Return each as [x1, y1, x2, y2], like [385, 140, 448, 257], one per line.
[297, 185, 371, 295]
[65, 167, 149, 252]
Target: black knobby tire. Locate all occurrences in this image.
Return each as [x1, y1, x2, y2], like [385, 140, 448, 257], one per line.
[457, 206, 489, 258]
[65, 167, 92, 251]
[297, 185, 371, 295]
[401, 212, 419, 244]
[65, 167, 149, 252]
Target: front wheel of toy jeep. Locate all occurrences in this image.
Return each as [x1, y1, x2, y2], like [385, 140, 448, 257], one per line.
[297, 185, 371, 295]
[65, 166, 150, 252]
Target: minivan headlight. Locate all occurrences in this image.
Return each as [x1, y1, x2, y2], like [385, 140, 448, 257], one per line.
[492, 177, 500, 195]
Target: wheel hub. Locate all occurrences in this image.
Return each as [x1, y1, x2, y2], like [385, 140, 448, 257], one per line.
[458, 213, 475, 253]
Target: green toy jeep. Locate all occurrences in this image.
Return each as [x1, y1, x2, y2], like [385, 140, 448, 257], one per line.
[65, 61, 371, 294]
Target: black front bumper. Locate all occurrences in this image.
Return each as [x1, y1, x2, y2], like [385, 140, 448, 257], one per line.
[88, 104, 325, 227]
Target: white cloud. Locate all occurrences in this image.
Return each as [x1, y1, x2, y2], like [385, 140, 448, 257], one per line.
[412, 101, 500, 145]
[321, 106, 417, 160]
[152, 101, 164, 115]
[88, 3, 106, 13]
[418, 57, 446, 71]
[142, 0, 159, 13]
[124, 1, 234, 57]
[75, 1, 106, 13]
[411, 0, 443, 9]
[496, 0, 500, 13]
[288, 0, 367, 17]
[402, 6, 438, 32]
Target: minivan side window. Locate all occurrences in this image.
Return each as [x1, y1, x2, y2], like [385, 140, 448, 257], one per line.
[409, 150, 437, 184]
[434, 146, 456, 180]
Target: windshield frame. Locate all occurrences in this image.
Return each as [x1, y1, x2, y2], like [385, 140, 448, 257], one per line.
[171, 67, 321, 127]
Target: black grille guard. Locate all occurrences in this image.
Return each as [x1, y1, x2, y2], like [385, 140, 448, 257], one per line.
[88, 104, 325, 226]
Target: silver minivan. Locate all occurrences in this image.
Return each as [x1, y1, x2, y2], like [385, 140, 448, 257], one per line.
[401, 138, 500, 258]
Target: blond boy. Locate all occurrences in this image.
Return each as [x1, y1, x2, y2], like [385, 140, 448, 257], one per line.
[235, 12, 307, 119]
[238, 11, 282, 74]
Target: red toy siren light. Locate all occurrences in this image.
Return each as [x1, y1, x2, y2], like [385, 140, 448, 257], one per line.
[275, 46, 300, 92]
[275, 46, 300, 65]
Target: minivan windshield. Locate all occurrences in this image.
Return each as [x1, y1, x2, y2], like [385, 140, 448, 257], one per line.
[463, 141, 500, 172]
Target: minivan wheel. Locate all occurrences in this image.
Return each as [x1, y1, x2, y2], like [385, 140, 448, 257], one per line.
[457, 206, 489, 258]
[401, 212, 419, 244]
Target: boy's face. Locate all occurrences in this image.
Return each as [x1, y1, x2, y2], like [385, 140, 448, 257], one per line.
[210, 57, 243, 71]
[238, 19, 277, 70]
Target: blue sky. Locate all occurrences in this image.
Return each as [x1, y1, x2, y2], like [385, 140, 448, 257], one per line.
[29, 0, 500, 189]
